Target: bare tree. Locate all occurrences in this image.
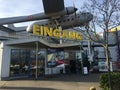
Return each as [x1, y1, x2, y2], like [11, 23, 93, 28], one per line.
[78, 0, 120, 90]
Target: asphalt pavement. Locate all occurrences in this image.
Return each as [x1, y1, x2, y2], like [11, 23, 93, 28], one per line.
[0, 73, 101, 90]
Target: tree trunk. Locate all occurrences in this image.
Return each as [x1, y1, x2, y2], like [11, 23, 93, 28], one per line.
[105, 30, 112, 90]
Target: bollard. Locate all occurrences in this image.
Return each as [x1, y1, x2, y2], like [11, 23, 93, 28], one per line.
[89, 86, 96, 90]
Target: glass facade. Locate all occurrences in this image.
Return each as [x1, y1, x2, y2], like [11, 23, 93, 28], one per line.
[10, 48, 82, 78]
[10, 49, 20, 76]
[47, 48, 64, 68]
[10, 49, 46, 77]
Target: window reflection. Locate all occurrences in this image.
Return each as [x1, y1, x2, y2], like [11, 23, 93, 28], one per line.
[10, 49, 30, 76]
[10, 49, 20, 76]
[47, 49, 64, 68]
[29, 50, 36, 77]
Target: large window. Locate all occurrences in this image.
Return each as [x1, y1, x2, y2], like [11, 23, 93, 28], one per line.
[10, 49, 30, 76]
[47, 48, 65, 68]
[10, 49, 46, 77]
[29, 49, 46, 77]
[10, 49, 20, 76]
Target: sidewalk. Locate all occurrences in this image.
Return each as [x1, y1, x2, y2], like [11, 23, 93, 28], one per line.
[0, 73, 101, 90]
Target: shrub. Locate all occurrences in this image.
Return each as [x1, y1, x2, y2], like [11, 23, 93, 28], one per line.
[99, 72, 120, 90]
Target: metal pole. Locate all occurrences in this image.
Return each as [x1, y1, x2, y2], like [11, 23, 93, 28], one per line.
[44, 49, 47, 76]
[35, 42, 38, 79]
[80, 42, 84, 74]
[88, 40, 91, 55]
[55, 19, 62, 44]
[59, 26, 63, 44]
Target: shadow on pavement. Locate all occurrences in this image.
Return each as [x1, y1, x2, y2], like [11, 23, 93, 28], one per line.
[0, 87, 59, 90]
[10, 73, 101, 83]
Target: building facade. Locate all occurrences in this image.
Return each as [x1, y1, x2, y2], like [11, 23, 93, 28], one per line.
[0, 25, 120, 80]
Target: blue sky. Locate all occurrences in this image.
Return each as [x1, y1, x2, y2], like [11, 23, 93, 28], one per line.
[0, 0, 103, 33]
[0, 0, 86, 26]
[0, 0, 85, 18]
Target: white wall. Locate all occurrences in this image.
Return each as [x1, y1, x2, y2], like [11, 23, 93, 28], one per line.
[0, 43, 4, 80]
[0, 43, 11, 80]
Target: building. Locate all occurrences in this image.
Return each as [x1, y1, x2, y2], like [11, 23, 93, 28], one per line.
[0, 25, 120, 80]
[0, 25, 84, 80]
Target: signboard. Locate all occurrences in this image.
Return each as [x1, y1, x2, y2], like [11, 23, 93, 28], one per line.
[98, 62, 113, 72]
[33, 25, 83, 41]
[83, 67, 88, 75]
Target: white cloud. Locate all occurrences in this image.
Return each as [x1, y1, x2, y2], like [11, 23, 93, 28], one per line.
[0, 0, 43, 17]
[0, 0, 84, 17]
[0, 0, 84, 26]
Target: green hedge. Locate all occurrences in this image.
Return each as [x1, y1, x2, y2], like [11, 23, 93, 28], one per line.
[99, 72, 120, 90]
